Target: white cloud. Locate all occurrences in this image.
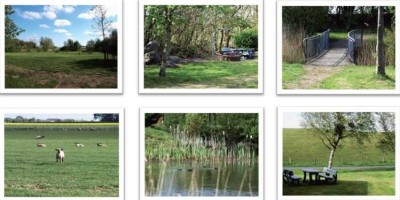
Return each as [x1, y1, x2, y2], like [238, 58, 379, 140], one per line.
[41, 11, 57, 20]
[77, 5, 118, 20]
[54, 19, 72, 27]
[22, 11, 42, 20]
[65, 32, 73, 37]
[63, 6, 75, 13]
[54, 29, 68, 33]
[39, 24, 50, 29]
[43, 5, 75, 13]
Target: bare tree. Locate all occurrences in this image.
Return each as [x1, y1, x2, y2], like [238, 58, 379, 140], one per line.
[376, 6, 385, 76]
[159, 6, 175, 77]
[92, 5, 112, 60]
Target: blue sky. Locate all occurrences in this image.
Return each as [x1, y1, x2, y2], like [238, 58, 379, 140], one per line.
[9, 5, 118, 47]
[5, 114, 96, 121]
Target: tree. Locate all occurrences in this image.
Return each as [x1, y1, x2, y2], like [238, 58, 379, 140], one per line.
[375, 112, 395, 152]
[73, 41, 81, 51]
[301, 112, 376, 169]
[40, 37, 54, 51]
[86, 40, 95, 52]
[5, 5, 24, 52]
[93, 114, 119, 122]
[233, 28, 258, 49]
[91, 5, 113, 60]
[159, 6, 176, 77]
[376, 6, 385, 76]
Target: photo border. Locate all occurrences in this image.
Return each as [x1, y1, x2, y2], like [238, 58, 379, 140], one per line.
[138, 0, 264, 94]
[0, 0, 123, 94]
[140, 107, 264, 200]
[277, 0, 400, 95]
[277, 106, 400, 200]
[0, 108, 125, 200]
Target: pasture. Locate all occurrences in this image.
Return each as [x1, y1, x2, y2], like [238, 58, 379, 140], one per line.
[283, 128, 395, 167]
[144, 59, 258, 89]
[5, 52, 118, 89]
[4, 123, 120, 197]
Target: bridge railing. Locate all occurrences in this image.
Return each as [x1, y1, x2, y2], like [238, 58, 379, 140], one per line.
[348, 29, 364, 62]
[303, 29, 330, 62]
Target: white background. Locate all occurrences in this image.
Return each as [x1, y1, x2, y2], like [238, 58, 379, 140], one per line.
[1, 0, 399, 199]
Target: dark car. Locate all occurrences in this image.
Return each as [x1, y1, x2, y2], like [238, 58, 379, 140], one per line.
[235, 48, 256, 59]
[220, 47, 234, 55]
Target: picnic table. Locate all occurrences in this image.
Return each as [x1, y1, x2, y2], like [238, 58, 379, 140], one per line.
[301, 168, 320, 184]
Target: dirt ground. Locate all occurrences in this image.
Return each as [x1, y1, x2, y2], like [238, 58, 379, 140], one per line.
[285, 66, 343, 89]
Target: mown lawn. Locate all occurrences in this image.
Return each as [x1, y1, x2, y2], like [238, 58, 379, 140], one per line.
[283, 128, 395, 167]
[144, 59, 258, 89]
[318, 66, 395, 89]
[283, 169, 395, 195]
[5, 52, 117, 88]
[5, 127, 119, 197]
[282, 63, 306, 89]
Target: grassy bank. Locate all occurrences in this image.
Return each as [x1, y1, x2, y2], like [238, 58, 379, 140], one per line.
[5, 52, 117, 88]
[283, 128, 395, 167]
[282, 63, 306, 89]
[283, 169, 395, 195]
[144, 59, 258, 89]
[5, 125, 119, 197]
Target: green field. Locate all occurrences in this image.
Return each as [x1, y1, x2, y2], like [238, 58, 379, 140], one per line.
[5, 52, 117, 88]
[283, 169, 395, 195]
[144, 59, 258, 89]
[283, 129, 395, 167]
[5, 124, 119, 197]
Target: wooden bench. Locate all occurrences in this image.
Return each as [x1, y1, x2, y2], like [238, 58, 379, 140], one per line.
[283, 169, 301, 185]
[317, 167, 338, 184]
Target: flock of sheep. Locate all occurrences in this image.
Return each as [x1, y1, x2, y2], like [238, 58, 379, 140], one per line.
[35, 131, 108, 164]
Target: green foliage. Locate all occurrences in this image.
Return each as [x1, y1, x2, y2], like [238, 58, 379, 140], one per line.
[5, 5, 24, 39]
[282, 6, 329, 34]
[144, 59, 258, 89]
[233, 29, 258, 49]
[5, 127, 119, 197]
[282, 63, 306, 89]
[383, 29, 395, 66]
[39, 37, 54, 52]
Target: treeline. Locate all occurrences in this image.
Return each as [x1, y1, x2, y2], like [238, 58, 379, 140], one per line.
[5, 114, 119, 123]
[144, 5, 258, 57]
[146, 113, 259, 159]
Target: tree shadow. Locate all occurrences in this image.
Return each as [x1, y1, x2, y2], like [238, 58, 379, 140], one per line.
[283, 180, 368, 195]
[72, 59, 118, 72]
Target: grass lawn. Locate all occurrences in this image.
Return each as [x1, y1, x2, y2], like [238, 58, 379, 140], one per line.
[282, 63, 306, 89]
[144, 59, 258, 89]
[283, 129, 395, 167]
[318, 66, 395, 89]
[5, 127, 119, 197]
[5, 52, 117, 88]
[330, 30, 376, 41]
[283, 169, 395, 195]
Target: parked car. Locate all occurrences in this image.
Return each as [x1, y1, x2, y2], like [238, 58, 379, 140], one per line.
[235, 48, 256, 59]
[220, 47, 234, 55]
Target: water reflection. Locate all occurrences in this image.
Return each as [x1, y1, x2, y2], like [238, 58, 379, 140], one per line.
[145, 159, 258, 196]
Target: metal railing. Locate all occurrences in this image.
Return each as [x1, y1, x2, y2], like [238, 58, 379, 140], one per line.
[348, 29, 364, 62]
[303, 29, 330, 62]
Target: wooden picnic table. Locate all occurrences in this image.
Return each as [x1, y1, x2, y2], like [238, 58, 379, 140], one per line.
[301, 168, 320, 184]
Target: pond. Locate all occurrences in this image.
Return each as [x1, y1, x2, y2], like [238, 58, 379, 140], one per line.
[145, 159, 258, 196]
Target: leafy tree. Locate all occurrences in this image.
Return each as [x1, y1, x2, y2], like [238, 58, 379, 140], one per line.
[40, 37, 54, 51]
[233, 29, 258, 48]
[282, 6, 329, 35]
[93, 114, 119, 122]
[301, 112, 376, 169]
[73, 41, 81, 51]
[86, 40, 95, 52]
[5, 5, 24, 52]
[375, 112, 395, 153]
[376, 6, 385, 76]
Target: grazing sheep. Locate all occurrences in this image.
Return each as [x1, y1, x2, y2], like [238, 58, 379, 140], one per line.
[37, 143, 47, 147]
[90, 127, 97, 131]
[78, 128, 82, 131]
[55, 148, 65, 163]
[35, 135, 45, 139]
[75, 143, 84, 147]
[97, 143, 107, 147]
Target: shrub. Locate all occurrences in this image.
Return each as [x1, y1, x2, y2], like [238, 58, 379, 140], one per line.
[282, 26, 306, 63]
[233, 29, 258, 49]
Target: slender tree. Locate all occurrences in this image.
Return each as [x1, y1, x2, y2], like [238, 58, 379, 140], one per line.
[301, 112, 376, 169]
[159, 6, 175, 77]
[91, 5, 112, 60]
[376, 6, 385, 76]
[375, 112, 395, 153]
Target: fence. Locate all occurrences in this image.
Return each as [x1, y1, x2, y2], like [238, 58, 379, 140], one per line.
[348, 29, 364, 62]
[303, 29, 330, 62]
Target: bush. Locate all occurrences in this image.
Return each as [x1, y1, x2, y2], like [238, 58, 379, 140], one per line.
[356, 29, 395, 66]
[233, 29, 258, 49]
[282, 26, 306, 63]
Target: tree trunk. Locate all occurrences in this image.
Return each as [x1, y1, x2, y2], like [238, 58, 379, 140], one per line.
[219, 29, 224, 50]
[328, 148, 336, 169]
[226, 30, 231, 47]
[212, 28, 217, 55]
[160, 6, 173, 77]
[376, 6, 385, 76]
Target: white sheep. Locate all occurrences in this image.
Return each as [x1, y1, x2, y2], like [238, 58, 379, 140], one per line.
[37, 143, 47, 147]
[35, 135, 45, 139]
[75, 143, 84, 147]
[97, 143, 107, 147]
[55, 148, 65, 163]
